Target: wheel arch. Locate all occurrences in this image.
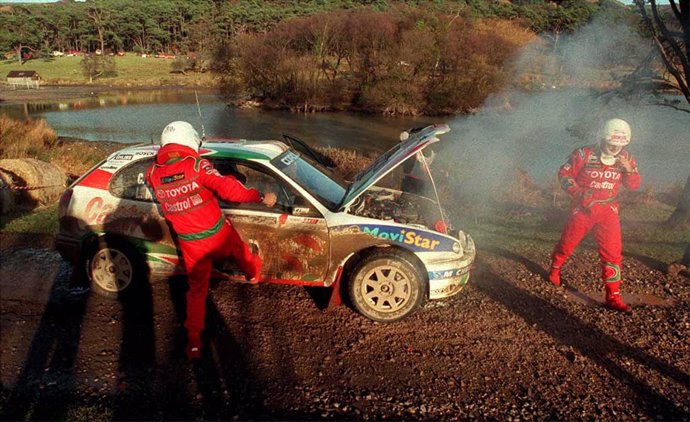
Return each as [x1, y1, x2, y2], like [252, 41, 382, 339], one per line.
[341, 244, 429, 296]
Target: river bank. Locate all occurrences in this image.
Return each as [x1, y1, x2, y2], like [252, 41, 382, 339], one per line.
[0, 84, 219, 105]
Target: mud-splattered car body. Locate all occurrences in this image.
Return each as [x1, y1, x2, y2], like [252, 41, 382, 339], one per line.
[56, 124, 475, 322]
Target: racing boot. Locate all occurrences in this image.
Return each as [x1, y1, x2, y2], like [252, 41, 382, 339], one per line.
[548, 266, 561, 287]
[186, 332, 202, 361]
[604, 282, 631, 313]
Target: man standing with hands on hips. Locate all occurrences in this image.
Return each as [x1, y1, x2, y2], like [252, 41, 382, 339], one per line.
[548, 118, 641, 312]
[147, 121, 277, 360]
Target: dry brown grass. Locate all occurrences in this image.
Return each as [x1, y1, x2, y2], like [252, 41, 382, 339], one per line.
[51, 140, 124, 179]
[0, 115, 57, 160]
[316, 146, 373, 181]
[1, 116, 123, 179]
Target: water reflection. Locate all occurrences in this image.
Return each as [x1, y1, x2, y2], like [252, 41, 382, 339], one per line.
[0, 89, 687, 187]
[0, 90, 428, 153]
[2, 90, 220, 118]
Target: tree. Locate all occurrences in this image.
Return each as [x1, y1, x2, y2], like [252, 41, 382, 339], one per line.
[634, 0, 690, 227]
[80, 54, 117, 82]
[85, 1, 112, 53]
[635, 0, 690, 103]
[0, 6, 43, 64]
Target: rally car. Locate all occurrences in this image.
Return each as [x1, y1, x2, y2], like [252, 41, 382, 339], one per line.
[55, 124, 475, 322]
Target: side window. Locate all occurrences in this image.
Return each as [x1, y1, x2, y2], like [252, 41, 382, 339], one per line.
[211, 159, 320, 217]
[109, 158, 155, 202]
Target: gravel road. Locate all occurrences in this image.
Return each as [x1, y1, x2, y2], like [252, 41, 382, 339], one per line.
[1, 238, 688, 421]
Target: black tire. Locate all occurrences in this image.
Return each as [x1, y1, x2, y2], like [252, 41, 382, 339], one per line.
[85, 237, 145, 299]
[348, 249, 427, 323]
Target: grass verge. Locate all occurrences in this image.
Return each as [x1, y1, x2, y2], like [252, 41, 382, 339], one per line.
[0, 203, 58, 234]
[0, 54, 216, 87]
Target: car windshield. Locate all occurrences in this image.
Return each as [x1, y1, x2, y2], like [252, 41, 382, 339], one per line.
[272, 150, 347, 210]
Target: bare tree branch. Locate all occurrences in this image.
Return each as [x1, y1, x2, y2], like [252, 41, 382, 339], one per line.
[635, 0, 690, 103]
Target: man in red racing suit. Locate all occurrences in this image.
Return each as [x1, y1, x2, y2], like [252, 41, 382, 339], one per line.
[146, 121, 277, 359]
[549, 118, 641, 312]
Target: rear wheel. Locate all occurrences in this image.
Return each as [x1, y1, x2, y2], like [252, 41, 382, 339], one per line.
[86, 238, 143, 299]
[349, 249, 426, 323]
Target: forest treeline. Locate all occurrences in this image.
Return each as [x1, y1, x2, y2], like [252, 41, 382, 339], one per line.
[1, 0, 641, 115]
[1, 0, 632, 60]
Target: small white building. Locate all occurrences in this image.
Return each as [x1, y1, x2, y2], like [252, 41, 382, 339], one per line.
[6, 70, 41, 89]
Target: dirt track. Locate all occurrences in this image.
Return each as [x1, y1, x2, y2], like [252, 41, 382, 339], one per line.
[1, 237, 689, 420]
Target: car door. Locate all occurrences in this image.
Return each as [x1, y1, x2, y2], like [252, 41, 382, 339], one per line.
[211, 159, 330, 283]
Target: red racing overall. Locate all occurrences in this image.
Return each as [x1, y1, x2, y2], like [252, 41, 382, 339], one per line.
[146, 143, 263, 348]
[551, 145, 641, 298]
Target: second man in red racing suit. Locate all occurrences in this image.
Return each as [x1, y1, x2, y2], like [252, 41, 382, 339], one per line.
[549, 118, 641, 312]
[146, 121, 276, 359]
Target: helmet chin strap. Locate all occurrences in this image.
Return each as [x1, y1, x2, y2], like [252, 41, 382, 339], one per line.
[600, 153, 617, 166]
[599, 141, 619, 165]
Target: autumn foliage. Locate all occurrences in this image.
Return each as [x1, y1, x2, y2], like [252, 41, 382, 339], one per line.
[219, 9, 535, 115]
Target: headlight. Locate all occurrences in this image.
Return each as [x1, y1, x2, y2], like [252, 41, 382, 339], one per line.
[457, 230, 467, 249]
[452, 242, 461, 254]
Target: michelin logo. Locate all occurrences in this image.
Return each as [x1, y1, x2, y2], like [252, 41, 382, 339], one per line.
[429, 267, 470, 280]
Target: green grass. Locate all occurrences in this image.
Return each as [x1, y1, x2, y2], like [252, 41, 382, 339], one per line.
[0, 203, 59, 234]
[0, 53, 216, 86]
[463, 201, 688, 267]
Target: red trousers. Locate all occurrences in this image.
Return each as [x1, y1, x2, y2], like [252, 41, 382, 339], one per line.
[180, 220, 261, 337]
[551, 204, 623, 283]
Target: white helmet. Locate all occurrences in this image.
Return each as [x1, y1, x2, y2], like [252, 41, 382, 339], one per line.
[602, 118, 631, 146]
[160, 121, 201, 152]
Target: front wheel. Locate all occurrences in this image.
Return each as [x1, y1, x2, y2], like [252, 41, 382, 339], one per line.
[349, 249, 426, 323]
[86, 238, 144, 299]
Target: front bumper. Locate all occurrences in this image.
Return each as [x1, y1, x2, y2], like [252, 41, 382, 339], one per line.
[426, 235, 476, 299]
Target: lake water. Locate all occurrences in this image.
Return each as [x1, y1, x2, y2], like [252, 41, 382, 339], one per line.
[1, 88, 688, 188]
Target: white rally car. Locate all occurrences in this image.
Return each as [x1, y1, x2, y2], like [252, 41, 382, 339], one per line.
[56, 124, 475, 322]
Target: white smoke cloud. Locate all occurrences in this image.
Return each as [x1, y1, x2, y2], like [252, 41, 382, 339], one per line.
[443, 20, 689, 200]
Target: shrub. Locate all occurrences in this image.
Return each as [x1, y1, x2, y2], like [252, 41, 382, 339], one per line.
[171, 56, 189, 73]
[221, 8, 535, 115]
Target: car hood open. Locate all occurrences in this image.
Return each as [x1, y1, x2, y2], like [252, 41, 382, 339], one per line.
[338, 124, 450, 211]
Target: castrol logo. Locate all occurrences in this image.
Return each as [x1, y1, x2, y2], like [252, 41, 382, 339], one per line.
[164, 199, 192, 213]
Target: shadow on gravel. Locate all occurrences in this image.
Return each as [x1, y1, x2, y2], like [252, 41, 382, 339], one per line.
[476, 250, 689, 420]
[177, 283, 327, 420]
[157, 277, 282, 420]
[0, 261, 89, 421]
[622, 250, 668, 273]
[111, 266, 156, 421]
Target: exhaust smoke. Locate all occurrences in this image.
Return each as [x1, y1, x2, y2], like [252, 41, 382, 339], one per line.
[442, 20, 689, 206]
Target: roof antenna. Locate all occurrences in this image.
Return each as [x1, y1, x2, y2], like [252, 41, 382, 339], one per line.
[195, 90, 206, 143]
